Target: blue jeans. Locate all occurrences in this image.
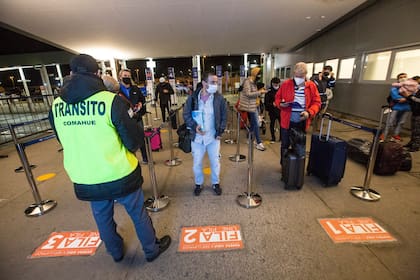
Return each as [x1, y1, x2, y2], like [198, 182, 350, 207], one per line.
[247, 111, 262, 144]
[191, 139, 221, 185]
[90, 188, 158, 260]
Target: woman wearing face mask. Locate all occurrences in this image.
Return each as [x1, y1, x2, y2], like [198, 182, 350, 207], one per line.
[265, 77, 281, 143]
[275, 62, 321, 166]
[183, 73, 227, 196]
[238, 67, 267, 151]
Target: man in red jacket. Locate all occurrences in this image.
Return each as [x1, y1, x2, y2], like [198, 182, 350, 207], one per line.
[275, 62, 321, 166]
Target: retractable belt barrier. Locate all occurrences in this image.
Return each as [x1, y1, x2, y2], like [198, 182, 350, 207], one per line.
[229, 108, 246, 162]
[165, 105, 183, 167]
[143, 129, 170, 212]
[8, 118, 58, 217]
[321, 110, 386, 202]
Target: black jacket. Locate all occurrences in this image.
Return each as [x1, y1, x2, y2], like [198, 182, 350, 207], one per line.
[155, 82, 174, 105]
[118, 84, 147, 121]
[49, 73, 144, 201]
[264, 87, 280, 115]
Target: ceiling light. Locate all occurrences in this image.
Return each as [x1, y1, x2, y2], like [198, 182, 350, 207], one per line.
[321, 15, 326, 19]
[305, 16, 311, 20]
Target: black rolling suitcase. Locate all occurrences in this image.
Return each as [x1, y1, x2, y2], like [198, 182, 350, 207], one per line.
[347, 138, 370, 164]
[282, 149, 305, 190]
[307, 115, 347, 186]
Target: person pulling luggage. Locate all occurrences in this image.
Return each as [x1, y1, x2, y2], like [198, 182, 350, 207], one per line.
[275, 62, 321, 166]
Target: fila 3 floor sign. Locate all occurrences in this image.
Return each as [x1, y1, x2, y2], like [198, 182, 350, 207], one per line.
[30, 231, 102, 258]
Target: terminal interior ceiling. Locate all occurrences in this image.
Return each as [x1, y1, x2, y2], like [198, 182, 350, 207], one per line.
[0, 0, 367, 60]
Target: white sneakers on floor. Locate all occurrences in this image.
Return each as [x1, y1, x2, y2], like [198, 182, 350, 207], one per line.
[255, 143, 266, 151]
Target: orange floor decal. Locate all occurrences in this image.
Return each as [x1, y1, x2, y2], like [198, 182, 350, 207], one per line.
[30, 231, 102, 258]
[179, 224, 244, 252]
[319, 217, 396, 243]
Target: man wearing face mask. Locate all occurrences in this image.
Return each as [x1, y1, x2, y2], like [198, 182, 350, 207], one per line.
[381, 73, 411, 142]
[118, 69, 148, 164]
[275, 62, 321, 166]
[264, 77, 281, 143]
[183, 73, 227, 196]
[154, 77, 174, 122]
[238, 67, 267, 151]
[311, 65, 334, 114]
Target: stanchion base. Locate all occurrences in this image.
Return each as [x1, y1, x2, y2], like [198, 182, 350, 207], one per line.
[229, 154, 246, 162]
[15, 165, 36, 173]
[224, 139, 235, 144]
[165, 158, 182, 166]
[237, 192, 262, 208]
[145, 195, 170, 212]
[24, 200, 57, 217]
[350, 186, 381, 201]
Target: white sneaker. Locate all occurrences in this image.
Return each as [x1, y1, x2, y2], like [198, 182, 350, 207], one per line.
[255, 143, 266, 151]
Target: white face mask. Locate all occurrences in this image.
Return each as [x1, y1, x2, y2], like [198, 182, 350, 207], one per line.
[207, 84, 217, 94]
[294, 77, 305, 85]
[273, 85, 279, 90]
[398, 77, 407, 83]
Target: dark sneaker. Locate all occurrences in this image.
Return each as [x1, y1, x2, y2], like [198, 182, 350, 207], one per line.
[194, 185, 202, 196]
[146, 235, 171, 262]
[113, 253, 124, 263]
[212, 184, 222, 195]
[113, 246, 125, 262]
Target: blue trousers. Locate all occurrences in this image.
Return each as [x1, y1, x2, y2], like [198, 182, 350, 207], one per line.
[247, 111, 262, 144]
[191, 139, 221, 185]
[90, 188, 158, 260]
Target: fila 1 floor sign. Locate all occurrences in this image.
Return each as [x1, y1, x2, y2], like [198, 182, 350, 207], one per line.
[318, 217, 397, 243]
[179, 224, 244, 252]
[30, 231, 102, 258]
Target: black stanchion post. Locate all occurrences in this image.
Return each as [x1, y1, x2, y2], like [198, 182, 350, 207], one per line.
[165, 114, 182, 167]
[144, 132, 170, 212]
[229, 110, 246, 162]
[8, 124, 57, 217]
[237, 131, 262, 208]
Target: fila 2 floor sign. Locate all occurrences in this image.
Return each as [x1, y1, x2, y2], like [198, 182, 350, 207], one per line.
[179, 224, 244, 252]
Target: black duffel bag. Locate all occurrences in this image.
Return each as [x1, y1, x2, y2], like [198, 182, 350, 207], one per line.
[177, 123, 192, 153]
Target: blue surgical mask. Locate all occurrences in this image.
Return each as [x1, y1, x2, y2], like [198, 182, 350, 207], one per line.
[207, 84, 217, 94]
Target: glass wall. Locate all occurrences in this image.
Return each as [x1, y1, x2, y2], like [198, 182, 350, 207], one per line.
[362, 51, 392, 81]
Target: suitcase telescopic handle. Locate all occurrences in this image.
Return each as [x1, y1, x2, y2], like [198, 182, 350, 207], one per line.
[319, 113, 333, 141]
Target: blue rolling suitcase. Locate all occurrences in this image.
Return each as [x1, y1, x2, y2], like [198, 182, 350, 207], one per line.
[307, 116, 347, 186]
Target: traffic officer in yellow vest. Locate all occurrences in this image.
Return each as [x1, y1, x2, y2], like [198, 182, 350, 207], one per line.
[49, 54, 170, 263]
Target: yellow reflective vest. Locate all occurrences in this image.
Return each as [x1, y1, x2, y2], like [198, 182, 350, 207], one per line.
[52, 91, 138, 184]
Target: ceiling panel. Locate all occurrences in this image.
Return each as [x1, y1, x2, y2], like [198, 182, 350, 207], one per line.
[0, 0, 367, 60]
